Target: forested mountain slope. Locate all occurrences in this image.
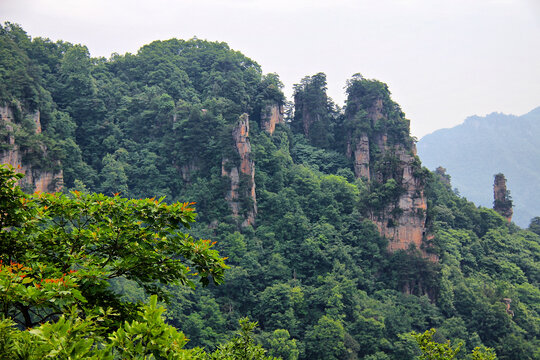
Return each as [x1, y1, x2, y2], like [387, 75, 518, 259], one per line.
[417, 108, 540, 227]
[1, 23, 539, 360]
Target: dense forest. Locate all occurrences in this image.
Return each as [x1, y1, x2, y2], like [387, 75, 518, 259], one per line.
[1, 22, 539, 359]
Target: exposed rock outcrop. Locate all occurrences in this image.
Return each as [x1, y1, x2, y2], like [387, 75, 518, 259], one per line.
[260, 103, 284, 135]
[222, 114, 257, 227]
[368, 143, 432, 258]
[502, 298, 514, 317]
[493, 173, 513, 221]
[344, 88, 433, 259]
[350, 134, 370, 180]
[346, 96, 386, 181]
[0, 105, 62, 192]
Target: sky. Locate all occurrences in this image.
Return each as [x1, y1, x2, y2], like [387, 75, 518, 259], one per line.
[1, 0, 539, 138]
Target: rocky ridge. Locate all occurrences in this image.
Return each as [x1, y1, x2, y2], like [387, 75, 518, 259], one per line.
[0, 105, 62, 192]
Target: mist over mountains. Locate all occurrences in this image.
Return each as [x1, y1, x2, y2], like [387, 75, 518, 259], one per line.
[417, 107, 540, 227]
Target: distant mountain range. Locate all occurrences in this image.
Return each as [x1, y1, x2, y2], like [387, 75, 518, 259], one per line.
[417, 107, 540, 227]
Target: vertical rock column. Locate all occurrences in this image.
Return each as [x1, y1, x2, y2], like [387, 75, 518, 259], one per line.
[370, 144, 431, 257]
[222, 114, 257, 227]
[346, 97, 385, 181]
[493, 173, 513, 222]
[345, 92, 432, 259]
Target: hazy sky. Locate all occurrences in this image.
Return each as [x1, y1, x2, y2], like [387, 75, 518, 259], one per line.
[1, 0, 539, 137]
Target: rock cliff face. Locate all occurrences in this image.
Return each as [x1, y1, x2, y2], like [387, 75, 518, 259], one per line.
[345, 93, 432, 258]
[369, 143, 431, 257]
[0, 105, 62, 192]
[349, 134, 370, 180]
[222, 114, 257, 227]
[493, 173, 513, 222]
[260, 103, 284, 135]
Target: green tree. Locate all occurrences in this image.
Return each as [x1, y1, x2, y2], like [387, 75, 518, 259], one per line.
[412, 329, 462, 360]
[99, 152, 129, 196]
[412, 328, 498, 360]
[292, 73, 338, 149]
[0, 23, 43, 110]
[305, 315, 346, 360]
[209, 318, 278, 360]
[0, 164, 227, 328]
[267, 329, 299, 360]
[528, 217, 540, 236]
[0, 295, 199, 359]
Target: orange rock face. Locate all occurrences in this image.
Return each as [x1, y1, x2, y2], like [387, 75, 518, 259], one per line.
[368, 143, 435, 260]
[0, 105, 62, 192]
[222, 114, 257, 227]
[260, 103, 284, 135]
[346, 95, 434, 260]
[493, 173, 513, 222]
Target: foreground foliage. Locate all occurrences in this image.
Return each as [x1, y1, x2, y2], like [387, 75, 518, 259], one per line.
[0, 165, 276, 359]
[0, 296, 274, 359]
[412, 328, 497, 360]
[0, 164, 227, 328]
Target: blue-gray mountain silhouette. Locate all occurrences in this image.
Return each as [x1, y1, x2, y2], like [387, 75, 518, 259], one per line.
[417, 107, 540, 227]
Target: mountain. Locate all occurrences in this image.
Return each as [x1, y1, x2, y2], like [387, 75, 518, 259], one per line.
[417, 108, 540, 227]
[1, 23, 539, 359]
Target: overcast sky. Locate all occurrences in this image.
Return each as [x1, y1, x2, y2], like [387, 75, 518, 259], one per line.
[1, 0, 539, 137]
